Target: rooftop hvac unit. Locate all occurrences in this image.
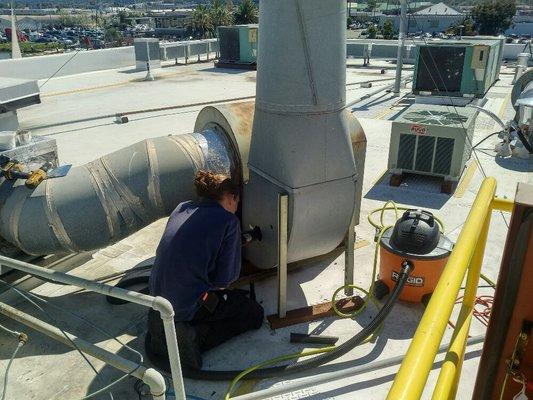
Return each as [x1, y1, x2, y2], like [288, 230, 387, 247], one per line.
[413, 39, 503, 101]
[387, 104, 479, 193]
[216, 24, 258, 69]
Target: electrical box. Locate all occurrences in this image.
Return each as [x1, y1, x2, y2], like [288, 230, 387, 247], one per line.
[134, 38, 161, 71]
[216, 24, 258, 69]
[472, 183, 533, 400]
[388, 104, 479, 182]
[413, 39, 503, 99]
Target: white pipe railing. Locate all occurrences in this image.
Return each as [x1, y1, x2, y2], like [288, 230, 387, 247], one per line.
[232, 335, 485, 400]
[0, 300, 167, 399]
[0, 254, 186, 400]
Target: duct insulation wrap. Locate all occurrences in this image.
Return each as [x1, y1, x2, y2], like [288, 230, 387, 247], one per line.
[0, 130, 237, 256]
[243, 0, 358, 268]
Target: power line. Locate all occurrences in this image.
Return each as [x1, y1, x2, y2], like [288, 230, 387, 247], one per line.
[0, 279, 146, 399]
[0, 341, 24, 400]
[39, 49, 82, 89]
[0, 280, 114, 399]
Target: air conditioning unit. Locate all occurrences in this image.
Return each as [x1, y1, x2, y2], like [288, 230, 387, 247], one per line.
[413, 39, 503, 101]
[216, 24, 258, 70]
[387, 104, 479, 193]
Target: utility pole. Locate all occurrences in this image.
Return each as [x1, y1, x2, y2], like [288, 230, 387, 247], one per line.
[393, 0, 407, 95]
[10, 1, 22, 59]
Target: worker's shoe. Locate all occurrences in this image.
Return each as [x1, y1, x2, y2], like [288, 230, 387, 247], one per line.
[175, 322, 203, 370]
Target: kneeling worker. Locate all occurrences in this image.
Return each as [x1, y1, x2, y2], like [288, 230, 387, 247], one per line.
[146, 170, 264, 370]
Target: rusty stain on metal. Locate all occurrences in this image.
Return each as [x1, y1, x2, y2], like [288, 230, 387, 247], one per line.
[228, 101, 255, 138]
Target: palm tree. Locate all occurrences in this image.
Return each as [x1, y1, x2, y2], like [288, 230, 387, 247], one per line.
[234, 0, 258, 25]
[367, 0, 378, 21]
[210, 0, 234, 35]
[188, 5, 213, 39]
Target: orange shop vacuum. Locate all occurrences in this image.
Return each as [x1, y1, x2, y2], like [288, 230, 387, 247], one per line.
[373, 209, 453, 303]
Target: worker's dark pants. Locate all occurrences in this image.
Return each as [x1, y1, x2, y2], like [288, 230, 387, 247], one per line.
[146, 290, 263, 368]
[189, 289, 264, 351]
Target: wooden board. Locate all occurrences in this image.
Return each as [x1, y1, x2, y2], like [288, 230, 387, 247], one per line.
[267, 295, 364, 329]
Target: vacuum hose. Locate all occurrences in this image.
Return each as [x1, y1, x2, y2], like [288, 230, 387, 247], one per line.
[181, 260, 414, 381]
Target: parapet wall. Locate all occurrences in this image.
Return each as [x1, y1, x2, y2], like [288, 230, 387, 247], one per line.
[0, 46, 135, 80]
[0, 39, 528, 81]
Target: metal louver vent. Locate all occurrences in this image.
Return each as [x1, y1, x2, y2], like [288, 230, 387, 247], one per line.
[434, 137, 455, 175]
[415, 136, 435, 172]
[219, 28, 240, 61]
[403, 110, 468, 126]
[415, 46, 465, 93]
[398, 134, 416, 170]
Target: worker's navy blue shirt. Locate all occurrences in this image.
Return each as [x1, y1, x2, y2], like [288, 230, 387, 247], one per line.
[149, 200, 242, 321]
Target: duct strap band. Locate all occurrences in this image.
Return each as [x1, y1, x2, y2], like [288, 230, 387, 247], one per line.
[167, 135, 205, 172]
[145, 139, 165, 217]
[7, 187, 34, 255]
[86, 158, 150, 238]
[100, 157, 151, 226]
[44, 180, 79, 253]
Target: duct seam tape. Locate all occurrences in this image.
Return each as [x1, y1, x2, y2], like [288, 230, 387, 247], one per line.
[145, 139, 165, 216]
[0, 131, 16, 151]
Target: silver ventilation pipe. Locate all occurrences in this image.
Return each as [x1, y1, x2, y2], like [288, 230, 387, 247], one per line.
[243, 0, 360, 268]
[0, 129, 238, 255]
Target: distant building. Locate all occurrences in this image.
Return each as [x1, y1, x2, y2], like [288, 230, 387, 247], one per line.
[125, 16, 154, 27]
[0, 16, 9, 31]
[505, 7, 533, 36]
[378, 2, 464, 34]
[152, 9, 192, 38]
[1, 16, 42, 31]
[0, 8, 57, 16]
[348, 2, 433, 17]
[1, 15, 59, 31]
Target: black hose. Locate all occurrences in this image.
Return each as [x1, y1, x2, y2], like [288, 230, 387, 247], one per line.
[170, 261, 414, 381]
[472, 131, 500, 150]
[106, 276, 150, 305]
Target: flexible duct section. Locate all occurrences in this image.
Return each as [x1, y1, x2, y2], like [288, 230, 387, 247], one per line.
[0, 130, 237, 255]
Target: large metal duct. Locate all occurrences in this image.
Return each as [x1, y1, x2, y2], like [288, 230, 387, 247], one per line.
[0, 104, 251, 256]
[243, 0, 358, 268]
[0, 97, 366, 258]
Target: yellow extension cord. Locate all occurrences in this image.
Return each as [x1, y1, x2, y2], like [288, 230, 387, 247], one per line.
[224, 201, 446, 399]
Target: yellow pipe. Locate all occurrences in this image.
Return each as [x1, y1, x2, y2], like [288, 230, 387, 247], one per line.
[432, 214, 492, 400]
[492, 197, 514, 213]
[387, 177, 497, 400]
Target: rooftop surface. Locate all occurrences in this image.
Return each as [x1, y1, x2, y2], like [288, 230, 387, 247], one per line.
[0, 59, 531, 400]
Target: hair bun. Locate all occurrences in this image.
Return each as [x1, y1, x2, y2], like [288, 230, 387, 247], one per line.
[194, 170, 239, 200]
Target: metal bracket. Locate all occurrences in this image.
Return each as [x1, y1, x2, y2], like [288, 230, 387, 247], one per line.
[507, 320, 532, 374]
[344, 211, 356, 296]
[277, 193, 289, 318]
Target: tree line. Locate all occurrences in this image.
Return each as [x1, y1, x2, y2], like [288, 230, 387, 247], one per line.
[350, 0, 518, 38]
[188, 0, 258, 39]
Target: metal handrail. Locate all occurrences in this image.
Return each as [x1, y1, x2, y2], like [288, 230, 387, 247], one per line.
[387, 177, 513, 399]
[0, 300, 167, 399]
[0, 255, 187, 400]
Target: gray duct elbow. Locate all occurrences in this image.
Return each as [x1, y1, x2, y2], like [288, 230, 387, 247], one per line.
[0, 130, 235, 256]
